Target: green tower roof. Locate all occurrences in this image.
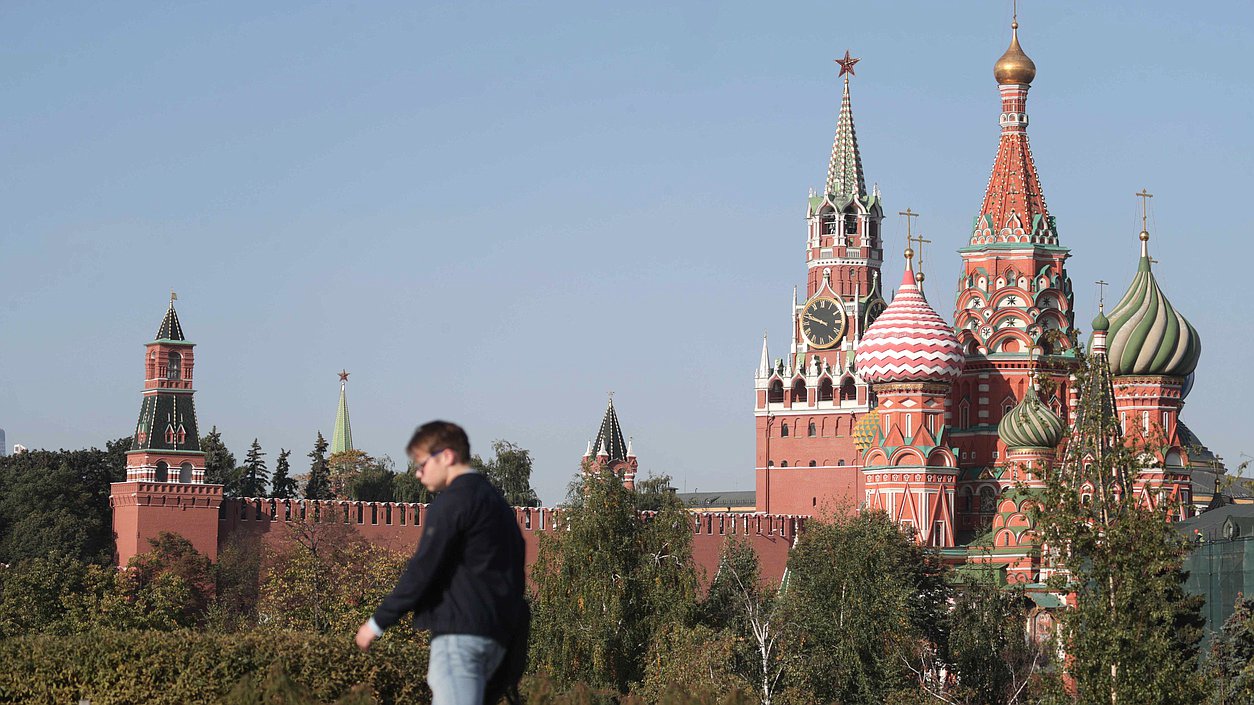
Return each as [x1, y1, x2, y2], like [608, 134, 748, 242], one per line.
[1106, 231, 1201, 377]
[331, 370, 353, 454]
[997, 384, 1064, 450]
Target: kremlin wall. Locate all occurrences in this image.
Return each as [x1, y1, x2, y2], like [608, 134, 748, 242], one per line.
[112, 18, 1221, 592]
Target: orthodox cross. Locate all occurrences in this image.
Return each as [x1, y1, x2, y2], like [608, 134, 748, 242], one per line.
[1136, 188, 1153, 231]
[1096, 280, 1108, 310]
[836, 50, 860, 78]
[899, 208, 920, 261]
[909, 232, 933, 280]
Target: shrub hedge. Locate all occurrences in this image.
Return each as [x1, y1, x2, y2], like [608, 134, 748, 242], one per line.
[0, 630, 430, 705]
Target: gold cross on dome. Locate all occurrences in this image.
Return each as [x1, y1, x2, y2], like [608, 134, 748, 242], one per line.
[910, 232, 933, 279]
[898, 208, 920, 260]
[836, 50, 860, 78]
[1136, 188, 1153, 231]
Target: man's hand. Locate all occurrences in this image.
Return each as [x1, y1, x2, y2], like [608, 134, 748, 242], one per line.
[355, 621, 378, 652]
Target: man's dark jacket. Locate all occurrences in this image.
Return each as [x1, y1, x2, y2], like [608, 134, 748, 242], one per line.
[372, 471, 526, 645]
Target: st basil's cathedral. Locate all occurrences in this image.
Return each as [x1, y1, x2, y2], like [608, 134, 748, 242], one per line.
[750, 18, 1210, 583]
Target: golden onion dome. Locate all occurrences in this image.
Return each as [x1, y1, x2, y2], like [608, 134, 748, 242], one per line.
[994, 21, 1036, 85]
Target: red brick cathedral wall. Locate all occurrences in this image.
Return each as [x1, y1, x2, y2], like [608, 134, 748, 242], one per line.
[217, 498, 801, 587]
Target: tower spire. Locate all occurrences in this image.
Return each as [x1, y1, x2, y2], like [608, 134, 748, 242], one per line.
[331, 370, 353, 454]
[825, 51, 866, 201]
[758, 331, 771, 377]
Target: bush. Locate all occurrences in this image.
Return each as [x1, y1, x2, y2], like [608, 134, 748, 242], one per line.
[0, 630, 430, 705]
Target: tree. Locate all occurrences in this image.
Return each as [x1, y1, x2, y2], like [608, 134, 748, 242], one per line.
[635, 474, 677, 512]
[531, 466, 697, 692]
[1035, 352, 1207, 704]
[270, 449, 297, 499]
[327, 449, 377, 500]
[779, 510, 949, 705]
[699, 534, 788, 705]
[304, 432, 332, 500]
[0, 438, 129, 565]
[1207, 595, 1254, 704]
[202, 426, 237, 487]
[347, 459, 396, 502]
[471, 440, 541, 507]
[124, 532, 216, 629]
[237, 439, 270, 498]
[943, 579, 1044, 705]
[391, 470, 430, 504]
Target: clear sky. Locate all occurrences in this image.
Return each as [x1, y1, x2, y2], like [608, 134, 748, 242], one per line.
[2, 1, 1250, 504]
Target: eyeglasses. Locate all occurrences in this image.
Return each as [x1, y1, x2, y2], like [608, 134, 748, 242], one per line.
[414, 448, 445, 473]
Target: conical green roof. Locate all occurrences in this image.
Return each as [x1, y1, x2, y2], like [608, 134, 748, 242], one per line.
[997, 385, 1064, 450]
[331, 372, 353, 454]
[1106, 234, 1201, 377]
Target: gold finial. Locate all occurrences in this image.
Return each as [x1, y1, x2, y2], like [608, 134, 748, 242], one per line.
[170, 290, 178, 304]
[836, 50, 860, 79]
[1136, 188, 1153, 240]
[994, 2, 1036, 85]
[899, 209, 920, 268]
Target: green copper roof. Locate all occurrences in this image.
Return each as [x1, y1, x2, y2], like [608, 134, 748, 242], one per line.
[1091, 309, 1110, 332]
[997, 384, 1064, 450]
[824, 76, 866, 201]
[331, 376, 353, 454]
[1106, 236, 1201, 377]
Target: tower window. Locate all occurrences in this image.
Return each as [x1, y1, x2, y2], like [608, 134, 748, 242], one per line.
[818, 378, 834, 402]
[780, 423, 789, 438]
[792, 379, 808, 403]
[179, 462, 193, 483]
[781, 461, 788, 468]
[155, 461, 169, 483]
[808, 421, 817, 437]
[767, 461, 774, 468]
[768, 380, 784, 404]
[167, 351, 182, 381]
[839, 379, 856, 402]
[808, 460, 817, 467]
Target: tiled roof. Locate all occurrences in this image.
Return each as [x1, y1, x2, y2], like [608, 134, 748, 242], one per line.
[591, 398, 629, 462]
[856, 267, 963, 384]
[155, 303, 185, 341]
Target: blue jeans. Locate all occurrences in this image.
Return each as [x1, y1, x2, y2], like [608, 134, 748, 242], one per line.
[427, 634, 507, 705]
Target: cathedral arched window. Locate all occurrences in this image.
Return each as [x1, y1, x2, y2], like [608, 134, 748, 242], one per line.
[839, 378, 855, 402]
[818, 378, 834, 402]
[780, 423, 789, 438]
[792, 379, 807, 403]
[179, 462, 193, 483]
[808, 421, 816, 437]
[768, 380, 784, 404]
[155, 461, 169, 483]
[167, 351, 182, 381]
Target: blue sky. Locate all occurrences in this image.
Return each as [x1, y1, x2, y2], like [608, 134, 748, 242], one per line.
[2, 1, 1250, 504]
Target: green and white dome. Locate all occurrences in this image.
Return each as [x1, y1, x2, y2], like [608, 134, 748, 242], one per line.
[998, 385, 1065, 450]
[1106, 232, 1201, 377]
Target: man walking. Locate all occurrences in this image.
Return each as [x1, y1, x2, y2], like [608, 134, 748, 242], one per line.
[355, 421, 527, 705]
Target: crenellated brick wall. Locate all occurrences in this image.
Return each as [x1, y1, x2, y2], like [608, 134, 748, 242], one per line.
[214, 497, 803, 586]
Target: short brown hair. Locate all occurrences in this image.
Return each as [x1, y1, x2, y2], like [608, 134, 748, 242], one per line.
[407, 421, 471, 464]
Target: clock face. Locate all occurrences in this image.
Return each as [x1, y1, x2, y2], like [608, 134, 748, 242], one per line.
[801, 296, 846, 349]
[863, 298, 887, 330]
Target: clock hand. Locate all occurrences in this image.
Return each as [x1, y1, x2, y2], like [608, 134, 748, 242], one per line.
[805, 315, 826, 325]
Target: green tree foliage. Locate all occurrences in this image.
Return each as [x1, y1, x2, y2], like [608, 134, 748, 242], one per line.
[304, 431, 332, 500]
[237, 438, 270, 498]
[1036, 353, 1207, 704]
[472, 440, 541, 507]
[0, 437, 129, 565]
[779, 510, 948, 705]
[635, 623, 743, 703]
[256, 519, 413, 638]
[270, 448, 297, 499]
[327, 449, 379, 500]
[945, 580, 1044, 705]
[202, 425, 237, 487]
[224, 663, 378, 705]
[634, 474, 677, 512]
[531, 466, 697, 692]
[392, 470, 430, 504]
[209, 533, 263, 632]
[1207, 595, 1254, 704]
[0, 630, 430, 705]
[346, 455, 398, 502]
[125, 532, 216, 628]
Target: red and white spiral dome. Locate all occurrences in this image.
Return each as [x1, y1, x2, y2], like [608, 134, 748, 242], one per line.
[857, 267, 964, 384]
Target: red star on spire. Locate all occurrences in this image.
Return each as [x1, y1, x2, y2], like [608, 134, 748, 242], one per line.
[338, 369, 350, 382]
[836, 50, 860, 78]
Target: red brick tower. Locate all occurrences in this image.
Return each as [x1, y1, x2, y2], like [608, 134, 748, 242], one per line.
[111, 296, 223, 565]
[856, 251, 965, 546]
[754, 52, 887, 514]
[950, 19, 1078, 524]
[582, 396, 638, 490]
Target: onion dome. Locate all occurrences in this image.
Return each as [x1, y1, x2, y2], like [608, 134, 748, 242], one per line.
[857, 262, 964, 384]
[998, 385, 1064, 450]
[994, 21, 1036, 85]
[853, 409, 880, 453]
[1092, 309, 1109, 333]
[1106, 230, 1201, 377]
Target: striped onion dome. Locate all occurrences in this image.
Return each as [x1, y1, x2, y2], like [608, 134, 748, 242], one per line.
[856, 266, 964, 384]
[1106, 233, 1201, 377]
[852, 409, 880, 452]
[997, 385, 1064, 450]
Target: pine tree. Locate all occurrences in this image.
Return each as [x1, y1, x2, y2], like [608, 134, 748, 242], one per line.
[304, 432, 331, 500]
[1035, 350, 1206, 704]
[237, 439, 269, 498]
[201, 426, 236, 486]
[1207, 595, 1254, 703]
[269, 449, 296, 499]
